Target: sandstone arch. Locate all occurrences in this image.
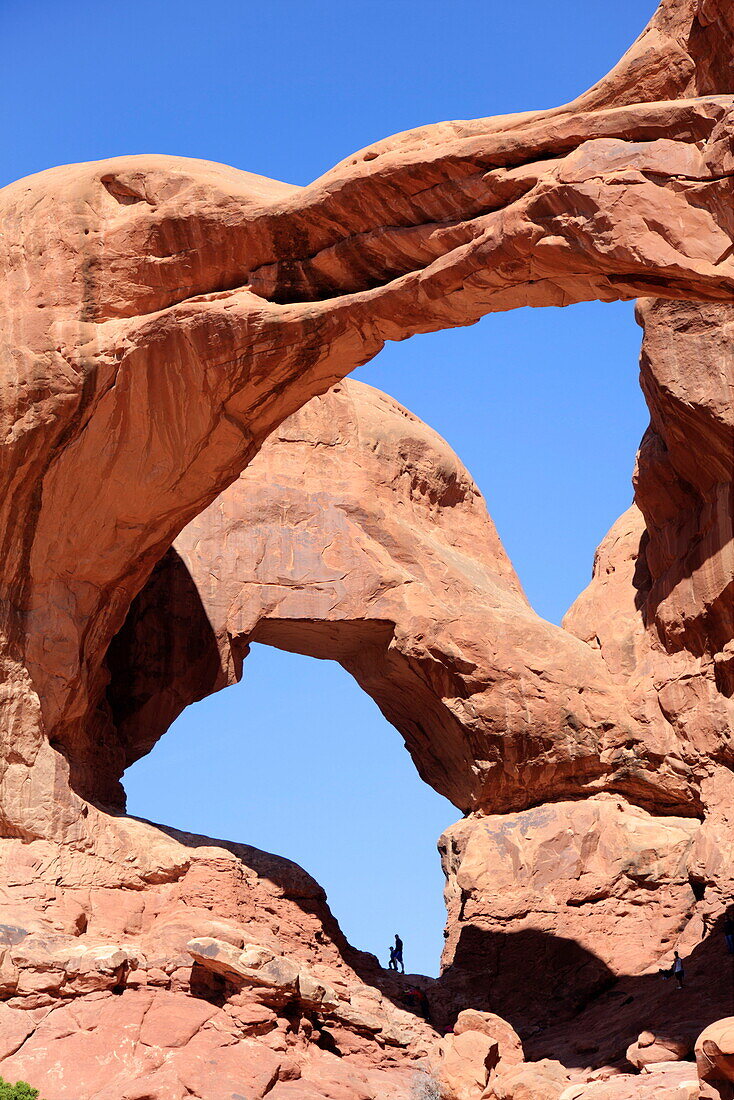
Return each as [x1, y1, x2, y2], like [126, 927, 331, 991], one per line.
[101, 302, 733, 1041]
[1, 0, 733, 847]
[1, 2, 734, 1095]
[104, 377, 690, 819]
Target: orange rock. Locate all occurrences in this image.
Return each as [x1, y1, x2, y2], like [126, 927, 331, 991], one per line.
[454, 1009, 524, 1068]
[489, 1059, 571, 1099]
[626, 1030, 690, 1069]
[0, 2, 732, 1098]
[558, 1063, 699, 1100]
[697, 1018, 734, 1099]
[440, 1028, 499, 1100]
[0, 4, 732, 839]
[437, 796, 701, 1027]
[110, 380, 655, 816]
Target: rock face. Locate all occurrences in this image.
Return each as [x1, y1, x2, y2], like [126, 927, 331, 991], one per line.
[438, 797, 701, 1026]
[0, 0, 733, 840]
[106, 303, 734, 1045]
[697, 1017, 734, 1098]
[437, 1009, 525, 1099]
[0, 0, 733, 1097]
[107, 379, 667, 817]
[0, 817, 439, 1099]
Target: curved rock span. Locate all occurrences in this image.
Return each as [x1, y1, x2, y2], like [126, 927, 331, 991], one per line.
[106, 378, 661, 816]
[0, 1, 733, 1097]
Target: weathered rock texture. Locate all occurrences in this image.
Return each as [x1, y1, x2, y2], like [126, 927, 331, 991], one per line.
[107, 379, 669, 817]
[0, 0, 733, 841]
[697, 1017, 734, 1098]
[0, 816, 438, 1099]
[436, 294, 734, 1047]
[107, 318, 734, 1060]
[0, 0, 733, 1096]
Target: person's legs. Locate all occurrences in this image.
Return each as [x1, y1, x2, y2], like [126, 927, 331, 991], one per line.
[725, 933, 734, 954]
[675, 971, 684, 988]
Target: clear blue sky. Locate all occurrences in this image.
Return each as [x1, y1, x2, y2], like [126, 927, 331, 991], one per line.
[3, 0, 656, 975]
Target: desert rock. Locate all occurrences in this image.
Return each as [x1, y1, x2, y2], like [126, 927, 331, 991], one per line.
[697, 1018, 734, 1099]
[626, 1030, 689, 1069]
[0, 1, 732, 1098]
[489, 1059, 572, 1100]
[0, 2, 732, 840]
[107, 379, 665, 816]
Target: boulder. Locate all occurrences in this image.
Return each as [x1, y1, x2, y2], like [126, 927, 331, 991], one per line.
[439, 1029, 499, 1100]
[188, 937, 298, 996]
[626, 1030, 690, 1068]
[488, 1059, 571, 1100]
[454, 1009, 524, 1068]
[697, 1018, 734, 1099]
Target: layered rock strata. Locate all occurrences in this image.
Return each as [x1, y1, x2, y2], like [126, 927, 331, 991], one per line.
[0, 817, 438, 1098]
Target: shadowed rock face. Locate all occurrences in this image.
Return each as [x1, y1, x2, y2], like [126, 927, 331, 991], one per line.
[636, 299, 734, 665]
[0, 1, 733, 1097]
[566, 298, 734, 776]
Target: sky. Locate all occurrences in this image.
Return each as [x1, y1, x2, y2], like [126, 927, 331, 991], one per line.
[2, 0, 656, 976]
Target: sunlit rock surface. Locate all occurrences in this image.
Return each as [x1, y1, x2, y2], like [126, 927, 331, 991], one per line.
[0, 0, 733, 1096]
[109, 379, 665, 816]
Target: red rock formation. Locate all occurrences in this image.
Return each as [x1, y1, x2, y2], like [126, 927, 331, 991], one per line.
[0, 4, 733, 843]
[437, 1009, 525, 1099]
[106, 379, 677, 817]
[0, 816, 440, 1098]
[104, 300, 733, 1050]
[438, 797, 701, 1023]
[0, 0, 733, 1096]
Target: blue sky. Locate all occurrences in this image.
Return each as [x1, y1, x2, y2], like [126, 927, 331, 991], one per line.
[3, 0, 656, 975]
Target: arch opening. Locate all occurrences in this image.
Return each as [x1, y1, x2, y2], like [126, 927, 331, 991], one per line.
[123, 642, 457, 978]
[106, 298, 667, 998]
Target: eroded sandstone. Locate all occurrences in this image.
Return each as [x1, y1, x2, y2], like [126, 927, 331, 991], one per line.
[105, 379, 678, 816]
[0, 0, 733, 1097]
[0, 1, 732, 842]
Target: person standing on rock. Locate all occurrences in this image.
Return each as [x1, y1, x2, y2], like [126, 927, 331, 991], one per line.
[388, 945, 398, 971]
[394, 934, 404, 974]
[673, 950, 685, 988]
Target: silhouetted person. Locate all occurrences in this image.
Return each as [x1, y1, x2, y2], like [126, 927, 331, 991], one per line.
[388, 946, 398, 971]
[394, 933, 404, 974]
[673, 950, 685, 988]
[724, 911, 734, 955]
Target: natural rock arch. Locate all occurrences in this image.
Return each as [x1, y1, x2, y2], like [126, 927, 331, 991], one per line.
[1, 0, 733, 847]
[1, 2, 734, 1095]
[103, 378, 642, 816]
[103, 363, 719, 822]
